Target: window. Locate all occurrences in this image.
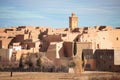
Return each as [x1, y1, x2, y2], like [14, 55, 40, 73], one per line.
[104, 61, 106, 64]
[109, 65, 111, 69]
[86, 55, 90, 59]
[100, 55, 102, 59]
[97, 44, 100, 49]
[62, 34, 67, 37]
[116, 37, 119, 40]
[103, 37, 105, 40]
[0, 56, 1, 61]
[109, 55, 112, 59]
[86, 64, 91, 69]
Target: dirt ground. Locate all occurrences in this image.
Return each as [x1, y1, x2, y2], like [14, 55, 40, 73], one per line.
[0, 71, 120, 80]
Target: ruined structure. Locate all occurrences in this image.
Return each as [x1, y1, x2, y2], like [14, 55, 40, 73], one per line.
[0, 13, 120, 72]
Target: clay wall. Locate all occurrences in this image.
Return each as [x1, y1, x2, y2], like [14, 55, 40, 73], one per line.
[94, 49, 114, 71]
[46, 43, 56, 61]
[0, 39, 12, 49]
[76, 42, 92, 57]
[63, 42, 73, 57]
[0, 49, 9, 62]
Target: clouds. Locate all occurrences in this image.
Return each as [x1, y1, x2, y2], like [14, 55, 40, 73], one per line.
[0, 6, 45, 19]
[1, 0, 119, 15]
[0, 0, 120, 27]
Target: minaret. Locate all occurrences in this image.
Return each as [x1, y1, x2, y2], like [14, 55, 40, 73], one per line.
[69, 13, 78, 30]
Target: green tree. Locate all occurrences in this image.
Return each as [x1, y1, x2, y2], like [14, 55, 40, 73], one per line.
[36, 58, 41, 67]
[68, 61, 76, 68]
[28, 57, 33, 68]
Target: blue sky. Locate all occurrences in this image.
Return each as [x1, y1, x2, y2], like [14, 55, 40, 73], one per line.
[0, 0, 120, 28]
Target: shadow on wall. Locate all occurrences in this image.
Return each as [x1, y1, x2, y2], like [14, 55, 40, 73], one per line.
[38, 29, 49, 52]
[38, 29, 48, 40]
[93, 49, 120, 72]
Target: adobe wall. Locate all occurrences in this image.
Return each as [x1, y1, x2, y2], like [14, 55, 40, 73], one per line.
[86, 59, 96, 71]
[31, 31, 40, 41]
[0, 32, 8, 39]
[44, 35, 62, 42]
[0, 28, 5, 32]
[46, 42, 64, 61]
[114, 50, 120, 65]
[46, 43, 56, 61]
[0, 40, 2, 48]
[0, 39, 12, 49]
[56, 42, 64, 58]
[16, 51, 22, 60]
[14, 35, 24, 42]
[108, 29, 120, 50]
[76, 42, 92, 57]
[63, 42, 73, 57]
[82, 49, 96, 70]
[81, 28, 120, 50]
[94, 49, 114, 71]
[6, 31, 24, 36]
[62, 33, 79, 42]
[0, 49, 9, 61]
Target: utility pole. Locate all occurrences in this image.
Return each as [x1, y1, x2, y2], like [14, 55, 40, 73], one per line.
[10, 63, 13, 77]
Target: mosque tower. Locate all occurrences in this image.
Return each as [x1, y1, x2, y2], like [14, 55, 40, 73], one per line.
[69, 13, 78, 30]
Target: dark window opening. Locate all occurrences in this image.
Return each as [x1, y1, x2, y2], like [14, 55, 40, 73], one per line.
[86, 55, 90, 59]
[27, 45, 30, 50]
[104, 61, 106, 64]
[100, 55, 102, 59]
[109, 55, 112, 59]
[116, 37, 119, 40]
[97, 44, 99, 49]
[62, 34, 67, 37]
[0, 56, 1, 61]
[86, 64, 91, 69]
[103, 37, 105, 40]
[109, 65, 111, 69]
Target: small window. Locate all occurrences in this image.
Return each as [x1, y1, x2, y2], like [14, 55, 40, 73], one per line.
[86, 64, 91, 68]
[62, 34, 67, 37]
[104, 61, 106, 64]
[97, 44, 100, 49]
[109, 65, 111, 69]
[0, 56, 1, 61]
[109, 55, 112, 59]
[116, 37, 119, 40]
[100, 55, 102, 59]
[86, 55, 90, 59]
[103, 37, 105, 40]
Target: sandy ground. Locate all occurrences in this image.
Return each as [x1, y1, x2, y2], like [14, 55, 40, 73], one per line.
[0, 71, 120, 80]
